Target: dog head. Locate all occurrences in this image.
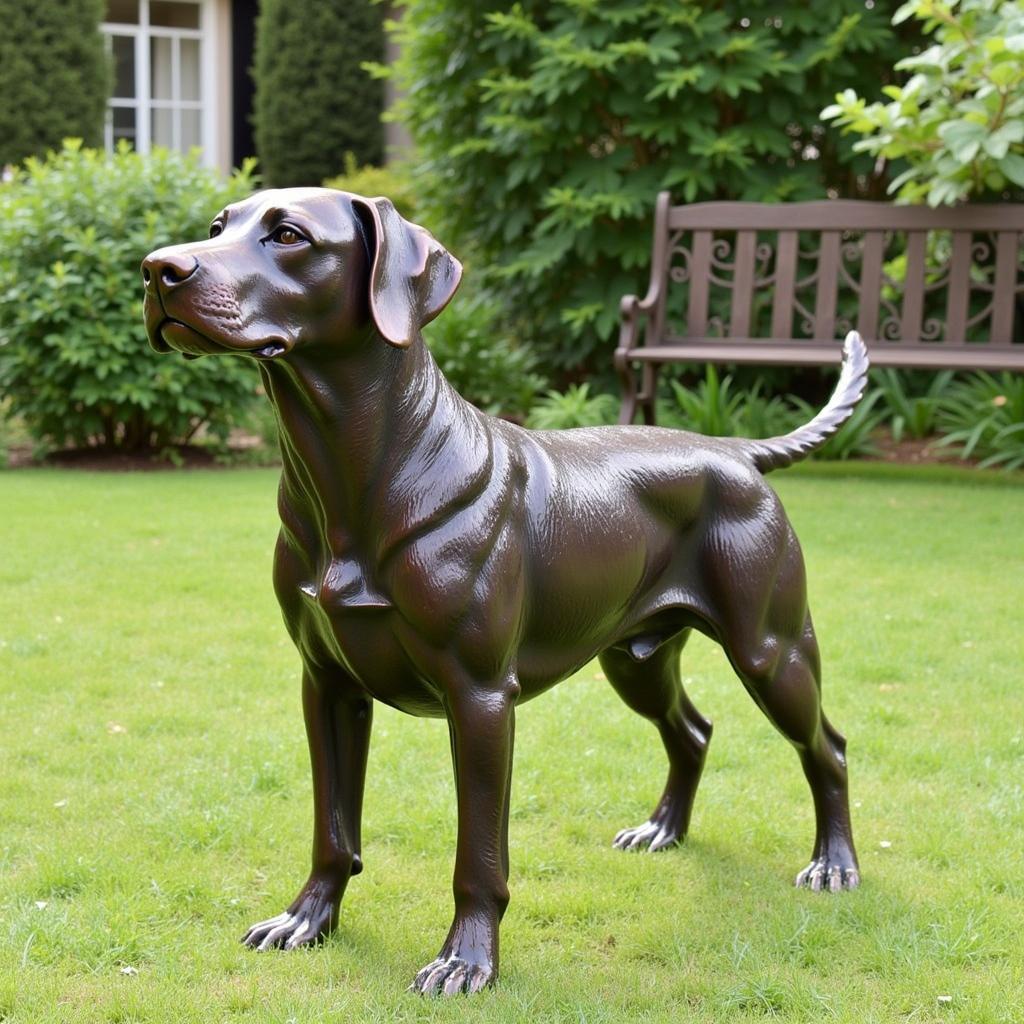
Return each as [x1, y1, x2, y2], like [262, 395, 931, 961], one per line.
[142, 188, 462, 360]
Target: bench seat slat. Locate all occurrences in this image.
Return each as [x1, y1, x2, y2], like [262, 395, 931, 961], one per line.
[770, 231, 797, 338]
[990, 231, 1019, 345]
[668, 200, 1024, 232]
[945, 231, 973, 343]
[729, 231, 757, 338]
[901, 232, 927, 342]
[686, 231, 712, 337]
[856, 232, 884, 341]
[625, 341, 1024, 371]
[814, 232, 840, 340]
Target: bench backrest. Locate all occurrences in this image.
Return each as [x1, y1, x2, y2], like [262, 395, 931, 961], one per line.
[647, 194, 1024, 360]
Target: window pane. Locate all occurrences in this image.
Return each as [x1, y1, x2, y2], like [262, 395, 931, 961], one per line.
[112, 107, 137, 146]
[111, 35, 135, 98]
[150, 1, 200, 29]
[181, 108, 201, 150]
[180, 37, 200, 101]
[105, 0, 139, 23]
[151, 36, 173, 100]
[152, 107, 174, 149]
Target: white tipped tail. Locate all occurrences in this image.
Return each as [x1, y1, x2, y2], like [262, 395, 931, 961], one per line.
[742, 332, 870, 474]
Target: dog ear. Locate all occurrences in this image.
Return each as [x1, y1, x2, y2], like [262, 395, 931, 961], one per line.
[351, 195, 462, 349]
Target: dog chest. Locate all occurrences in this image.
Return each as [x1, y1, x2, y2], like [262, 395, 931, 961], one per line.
[305, 555, 392, 611]
[288, 559, 445, 716]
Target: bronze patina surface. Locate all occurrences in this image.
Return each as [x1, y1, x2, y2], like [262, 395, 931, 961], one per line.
[142, 189, 864, 996]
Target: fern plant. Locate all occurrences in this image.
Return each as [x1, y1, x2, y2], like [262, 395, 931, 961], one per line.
[936, 372, 1024, 469]
[663, 366, 746, 436]
[526, 384, 619, 430]
[789, 388, 887, 460]
[875, 368, 953, 442]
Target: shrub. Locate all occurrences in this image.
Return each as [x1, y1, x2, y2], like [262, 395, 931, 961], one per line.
[379, 0, 920, 374]
[324, 161, 543, 417]
[0, 141, 258, 453]
[526, 384, 618, 430]
[662, 370, 803, 439]
[664, 367, 747, 437]
[822, 0, 1024, 205]
[323, 154, 420, 223]
[424, 289, 547, 418]
[790, 388, 887, 460]
[875, 368, 953, 442]
[937, 372, 1024, 469]
[0, 0, 110, 167]
[253, 0, 385, 186]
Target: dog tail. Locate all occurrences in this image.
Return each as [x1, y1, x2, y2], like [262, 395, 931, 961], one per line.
[740, 331, 870, 475]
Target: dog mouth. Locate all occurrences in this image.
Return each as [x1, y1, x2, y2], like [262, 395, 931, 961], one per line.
[152, 318, 290, 361]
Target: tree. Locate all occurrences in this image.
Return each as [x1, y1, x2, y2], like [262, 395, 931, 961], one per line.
[380, 1, 921, 372]
[0, 0, 110, 167]
[822, 0, 1024, 206]
[253, 0, 385, 186]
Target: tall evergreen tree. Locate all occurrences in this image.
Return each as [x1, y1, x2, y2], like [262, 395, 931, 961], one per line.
[0, 0, 110, 167]
[252, 0, 385, 186]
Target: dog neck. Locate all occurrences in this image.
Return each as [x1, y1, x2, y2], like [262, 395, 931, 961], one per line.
[259, 333, 492, 567]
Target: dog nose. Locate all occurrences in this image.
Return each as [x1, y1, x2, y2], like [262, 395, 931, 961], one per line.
[141, 250, 198, 292]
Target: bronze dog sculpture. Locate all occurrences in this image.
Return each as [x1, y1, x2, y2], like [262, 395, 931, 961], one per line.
[142, 188, 864, 996]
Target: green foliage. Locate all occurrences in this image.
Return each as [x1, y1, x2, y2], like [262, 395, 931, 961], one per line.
[323, 154, 420, 222]
[664, 367, 742, 436]
[0, 0, 110, 167]
[822, 0, 1024, 205]
[526, 383, 618, 429]
[381, 0, 918, 372]
[875, 368, 953, 441]
[323, 162, 547, 416]
[0, 141, 258, 453]
[321, 165, 544, 416]
[791, 388, 887, 460]
[937, 371, 1024, 468]
[424, 289, 547, 417]
[253, 0, 385, 186]
[664, 370, 804, 439]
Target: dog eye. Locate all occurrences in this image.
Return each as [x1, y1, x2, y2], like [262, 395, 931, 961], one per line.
[209, 221, 223, 239]
[271, 226, 306, 246]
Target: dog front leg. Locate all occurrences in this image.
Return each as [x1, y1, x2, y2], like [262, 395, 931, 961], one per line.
[243, 667, 371, 950]
[411, 680, 517, 996]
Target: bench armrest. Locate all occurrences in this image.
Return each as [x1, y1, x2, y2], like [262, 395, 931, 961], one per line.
[616, 285, 660, 365]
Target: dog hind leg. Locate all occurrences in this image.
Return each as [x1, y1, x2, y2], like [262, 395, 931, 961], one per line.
[600, 629, 713, 852]
[724, 614, 860, 891]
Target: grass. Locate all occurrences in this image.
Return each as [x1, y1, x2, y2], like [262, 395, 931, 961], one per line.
[1, 462, 1022, 1023]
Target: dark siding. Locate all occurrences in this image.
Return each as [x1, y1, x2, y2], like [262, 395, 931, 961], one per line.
[231, 0, 258, 166]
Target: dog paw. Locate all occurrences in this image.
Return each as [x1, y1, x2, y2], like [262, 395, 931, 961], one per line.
[795, 857, 860, 892]
[242, 884, 338, 951]
[612, 819, 682, 853]
[410, 955, 494, 996]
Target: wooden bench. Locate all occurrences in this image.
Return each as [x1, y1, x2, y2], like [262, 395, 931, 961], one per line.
[615, 193, 1024, 424]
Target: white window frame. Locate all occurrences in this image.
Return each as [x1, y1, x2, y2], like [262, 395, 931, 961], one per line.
[101, 0, 217, 166]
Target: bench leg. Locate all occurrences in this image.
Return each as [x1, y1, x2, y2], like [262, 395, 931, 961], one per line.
[615, 352, 640, 425]
[639, 364, 659, 425]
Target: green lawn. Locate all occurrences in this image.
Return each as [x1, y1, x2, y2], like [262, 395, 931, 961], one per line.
[1, 463, 1022, 1023]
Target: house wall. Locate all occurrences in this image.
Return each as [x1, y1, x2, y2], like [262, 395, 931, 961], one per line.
[211, 0, 233, 172]
[384, 5, 413, 161]
[102, 0, 406, 174]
